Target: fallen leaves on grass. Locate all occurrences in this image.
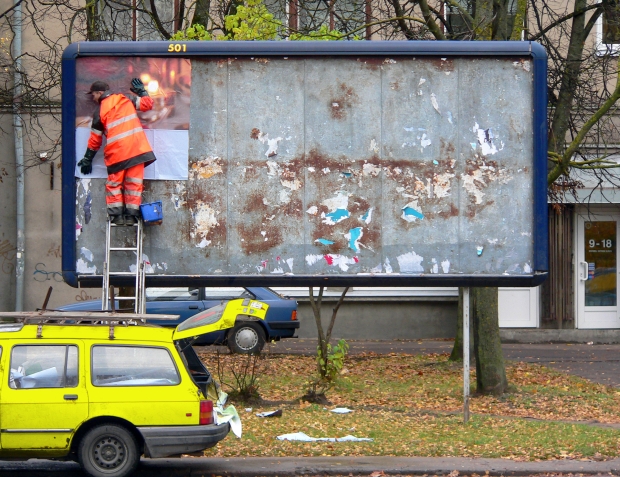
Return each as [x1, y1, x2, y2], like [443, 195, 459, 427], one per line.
[198, 349, 620, 460]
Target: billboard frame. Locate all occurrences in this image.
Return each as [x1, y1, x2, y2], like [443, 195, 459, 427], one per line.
[62, 40, 548, 288]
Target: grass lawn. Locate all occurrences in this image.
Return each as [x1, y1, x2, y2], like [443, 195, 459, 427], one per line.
[197, 349, 620, 461]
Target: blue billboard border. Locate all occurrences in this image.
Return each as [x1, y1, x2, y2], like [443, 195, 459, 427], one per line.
[62, 40, 548, 288]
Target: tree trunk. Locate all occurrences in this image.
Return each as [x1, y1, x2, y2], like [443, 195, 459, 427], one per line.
[471, 287, 507, 395]
[547, 0, 587, 156]
[192, 0, 211, 27]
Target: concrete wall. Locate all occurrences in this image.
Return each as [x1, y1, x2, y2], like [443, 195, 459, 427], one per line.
[0, 120, 17, 311]
[293, 298, 458, 340]
[4, 113, 93, 312]
[23, 116, 81, 310]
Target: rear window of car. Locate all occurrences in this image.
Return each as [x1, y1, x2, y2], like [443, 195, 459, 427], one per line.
[146, 287, 199, 302]
[203, 287, 253, 299]
[91, 346, 181, 387]
[9, 345, 78, 389]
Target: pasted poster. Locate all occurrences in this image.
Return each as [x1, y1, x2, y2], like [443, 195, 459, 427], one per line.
[74, 57, 191, 180]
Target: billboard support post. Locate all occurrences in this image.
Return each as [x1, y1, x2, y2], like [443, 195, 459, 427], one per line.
[463, 286, 470, 424]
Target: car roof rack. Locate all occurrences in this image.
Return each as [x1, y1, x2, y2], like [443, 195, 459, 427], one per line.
[0, 311, 180, 340]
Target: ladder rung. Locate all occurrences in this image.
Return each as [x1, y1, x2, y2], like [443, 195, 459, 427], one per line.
[107, 272, 139, 276]
[114, 296, 137, 300]
[109, 247, 138, 251]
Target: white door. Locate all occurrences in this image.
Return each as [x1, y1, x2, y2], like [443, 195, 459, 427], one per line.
[576, 211, 620, 329]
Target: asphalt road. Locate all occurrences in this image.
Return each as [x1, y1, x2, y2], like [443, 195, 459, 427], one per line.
[253, 339, 620, 388]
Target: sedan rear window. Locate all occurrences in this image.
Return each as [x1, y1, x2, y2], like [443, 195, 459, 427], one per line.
[146, 287, 199, 302]
[91, 346, 180, 386]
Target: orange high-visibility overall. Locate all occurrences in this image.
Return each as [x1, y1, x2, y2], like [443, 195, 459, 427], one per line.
[87, 92, 156, 217]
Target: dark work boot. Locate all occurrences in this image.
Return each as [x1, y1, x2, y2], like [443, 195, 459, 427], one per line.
[124, 215, 138, 225]
[110, 215, 125, 226]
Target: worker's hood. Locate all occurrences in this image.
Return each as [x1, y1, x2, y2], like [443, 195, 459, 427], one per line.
[172, 298, 269, 341]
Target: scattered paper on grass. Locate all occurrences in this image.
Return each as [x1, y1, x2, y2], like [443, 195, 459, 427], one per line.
[330, 407, 353, 414]
[256, 409, 283, 418]
[276, 432, 372, 442]
[215, 405, 242, 438]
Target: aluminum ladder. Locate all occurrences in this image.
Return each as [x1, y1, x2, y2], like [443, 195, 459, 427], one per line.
[102, 218, 146, 314]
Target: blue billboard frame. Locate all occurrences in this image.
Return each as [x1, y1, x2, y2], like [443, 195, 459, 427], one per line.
[62, 40, 548, 288]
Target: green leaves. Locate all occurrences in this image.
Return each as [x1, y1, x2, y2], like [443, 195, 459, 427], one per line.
[224, 0, 280, 40]
[171, 24, 212, 41]
[316, 339, 350, 382]
[171, 0, 347, 41]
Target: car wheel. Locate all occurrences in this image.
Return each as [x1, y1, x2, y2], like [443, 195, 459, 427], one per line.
[78, 424, 139, 477]
[227, 321, 266, 354]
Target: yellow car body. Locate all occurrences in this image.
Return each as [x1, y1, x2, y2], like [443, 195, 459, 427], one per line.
[0, 298, 266, 477]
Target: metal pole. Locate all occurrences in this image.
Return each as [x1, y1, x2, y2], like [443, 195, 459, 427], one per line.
[463, 286, 470, 423]
[13, 0, 25, 311]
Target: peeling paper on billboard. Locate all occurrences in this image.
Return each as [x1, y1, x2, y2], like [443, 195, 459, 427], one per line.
[321, 192, 350, 225]
[76, 257, 96, 274]
[191, 201, 220, 244]
[397, 251, 424, 273]
[252, 129, 283, 157]
[306, 254, 359, 272]
[473, 123, 504, 156]
[401, 201, 424, 222]
[345, 227, 363, 252]
[190, 156, 223, 179]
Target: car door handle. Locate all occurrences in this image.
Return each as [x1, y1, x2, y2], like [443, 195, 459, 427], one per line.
[64, 394, 78, 401]
[189, 305, 198, 309]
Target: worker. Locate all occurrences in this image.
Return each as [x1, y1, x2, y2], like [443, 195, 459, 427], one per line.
[78, 79, 157, 225]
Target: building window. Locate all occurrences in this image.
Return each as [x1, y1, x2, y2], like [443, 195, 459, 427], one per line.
[603, 0, 620, 44]
[445, 0, 518, 40]
[266, 0, 368, 37]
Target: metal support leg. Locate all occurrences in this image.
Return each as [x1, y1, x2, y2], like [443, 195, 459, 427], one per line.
[463, 286, 470, 424]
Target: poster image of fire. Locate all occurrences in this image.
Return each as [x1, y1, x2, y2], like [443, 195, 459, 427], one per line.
[75, 57, 191, 180]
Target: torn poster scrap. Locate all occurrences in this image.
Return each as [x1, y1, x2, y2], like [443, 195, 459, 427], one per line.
[276, 432, 372, 442]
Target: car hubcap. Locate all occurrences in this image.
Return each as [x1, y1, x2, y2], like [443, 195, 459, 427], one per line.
[93, 436, 125, 469]
[236, 327, 258, 350]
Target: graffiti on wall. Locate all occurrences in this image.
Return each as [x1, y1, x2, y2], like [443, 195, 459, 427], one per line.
[33, 262, 63, 282]
[0, 239, 16, 274]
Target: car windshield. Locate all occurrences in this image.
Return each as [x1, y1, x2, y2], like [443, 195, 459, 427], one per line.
[176, 304, 225, 332]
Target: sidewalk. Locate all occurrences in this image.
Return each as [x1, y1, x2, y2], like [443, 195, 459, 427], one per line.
[256, 339, 620, 388]
[3, 455, 620, 476]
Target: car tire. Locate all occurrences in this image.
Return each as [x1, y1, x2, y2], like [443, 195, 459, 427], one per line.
[78, 424, 139, 477]
[227, 321, 266, 354]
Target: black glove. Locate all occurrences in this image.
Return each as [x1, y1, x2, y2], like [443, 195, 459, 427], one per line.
[78, 148, 97, 175]
[130, 78, 148, 97]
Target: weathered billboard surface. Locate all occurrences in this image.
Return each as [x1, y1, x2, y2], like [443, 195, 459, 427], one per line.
[62, 41, 548, 287]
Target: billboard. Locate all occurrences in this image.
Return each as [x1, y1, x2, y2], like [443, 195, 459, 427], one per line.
[62, 41, 548, 287]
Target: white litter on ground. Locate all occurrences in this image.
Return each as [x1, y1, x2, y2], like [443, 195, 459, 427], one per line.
[276, 432, 372, 442]
[330, 407, 353, 414]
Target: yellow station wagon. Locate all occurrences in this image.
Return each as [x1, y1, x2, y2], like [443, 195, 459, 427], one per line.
[0, 299, 267, 477]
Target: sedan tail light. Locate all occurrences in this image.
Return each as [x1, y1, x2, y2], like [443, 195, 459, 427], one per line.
[291, 310, 297, 321]
[200, 400, 214, 425]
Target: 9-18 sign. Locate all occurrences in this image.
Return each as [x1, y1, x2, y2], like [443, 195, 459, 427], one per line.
[589, 239, 613, 248]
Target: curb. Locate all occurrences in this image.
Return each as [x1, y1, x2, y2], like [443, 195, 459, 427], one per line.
[3, 456, 620, 476]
